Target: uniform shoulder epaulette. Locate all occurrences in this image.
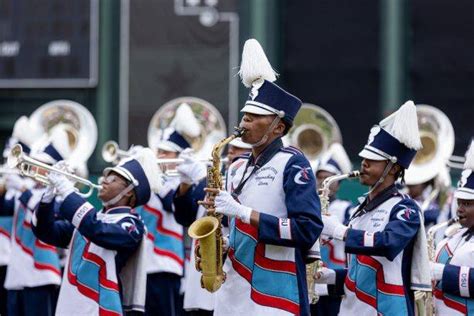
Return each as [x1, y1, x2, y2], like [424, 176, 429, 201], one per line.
[280, 146, 303, 156]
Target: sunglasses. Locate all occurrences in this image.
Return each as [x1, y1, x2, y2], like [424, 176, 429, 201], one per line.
[98, 174, 128, 186]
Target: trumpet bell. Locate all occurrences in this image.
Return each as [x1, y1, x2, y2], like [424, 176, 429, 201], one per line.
[288, 104, 342, 161]
[7, 144, 22, 169]
[102, 140, 119, 163]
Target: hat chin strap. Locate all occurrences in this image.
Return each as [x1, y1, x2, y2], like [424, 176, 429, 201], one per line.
[367, 157, 397, 196]
[248, 116, 282, 148]
[102, 184, 135, 208]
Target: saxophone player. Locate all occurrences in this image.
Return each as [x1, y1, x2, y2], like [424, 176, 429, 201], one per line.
[200, 39, 322, 316]
[318, 101, 431, 315]
[430, 140, 474, 315]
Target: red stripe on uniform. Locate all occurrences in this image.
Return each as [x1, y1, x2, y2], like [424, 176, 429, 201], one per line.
[34, 262, 61, 276]
[433, 288, 467, 314]
[228, 247, 252, 282]
[0, 228, 10, 238]
[99, 307, 122, 316]
[251, 287, 300, 315]
[326, 241, 346, 265]
[143, 205, 183, 240]
[153, 247, 184, 266]
[235, 219, 258, 240]
[254, 243, 296, 275]
[357, 255, 405, 296]
[345, 275, 377, 308]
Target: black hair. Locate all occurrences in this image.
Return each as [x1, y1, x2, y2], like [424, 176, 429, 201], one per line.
[282, 119, 292, 136]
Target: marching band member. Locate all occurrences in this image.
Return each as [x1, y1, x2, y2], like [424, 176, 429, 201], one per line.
[207, 39, 322, 316]
[431, 140, 474, 315]
[312, 143, 353, 316]
[32, 148, 160, 315]
[5, 119, 68, 316]
[139, 103, 200, 316]
[318, 101, 431, 315]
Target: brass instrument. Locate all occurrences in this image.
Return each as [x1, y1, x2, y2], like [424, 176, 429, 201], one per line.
[188, 127, 244, 293]
[288, 103, 342, 161]
[7, 144, 101, 198]
[147, 97, 227, 160]
[29, 100, 98, 167]
[415, 217, 460, 316]
[308, 170, 360, 304]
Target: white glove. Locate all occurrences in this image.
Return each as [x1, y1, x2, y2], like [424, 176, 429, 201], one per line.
[41, 185, 56, 203]
[322, 214, 348, 241]
[430, 262, 445, 281]
[214, 190, 253, 224]
[48, 172, 76, 198]
[314, 267, 336, 284]
[176, 149, 206, 185]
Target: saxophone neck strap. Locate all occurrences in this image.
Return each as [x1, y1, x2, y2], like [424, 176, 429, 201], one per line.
[232, 138, 283, 198]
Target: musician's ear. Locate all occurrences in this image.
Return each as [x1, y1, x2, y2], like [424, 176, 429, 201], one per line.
[273, 119, 286, 136]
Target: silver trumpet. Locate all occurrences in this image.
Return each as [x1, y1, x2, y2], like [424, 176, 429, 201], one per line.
[101, 140, 228, 168]
[8, 144, 101, 198]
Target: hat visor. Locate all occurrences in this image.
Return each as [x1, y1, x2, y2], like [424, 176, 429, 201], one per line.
[358, 148, 387, 161]
[454, 189, 474, 200]
[241, 104, 275, 116]
[104, 166, 134, 184]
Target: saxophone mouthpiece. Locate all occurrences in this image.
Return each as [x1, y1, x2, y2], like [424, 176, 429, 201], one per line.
[234, 127, 246, 137]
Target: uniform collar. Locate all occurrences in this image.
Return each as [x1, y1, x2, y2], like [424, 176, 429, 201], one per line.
[353, 184, 399, 220]
[249, 138, 283, 168]
[102, 206, 134, 215]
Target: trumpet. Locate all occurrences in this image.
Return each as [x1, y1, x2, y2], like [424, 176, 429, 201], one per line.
[102, 140, 228, 166]
[8, 144, 101, 198]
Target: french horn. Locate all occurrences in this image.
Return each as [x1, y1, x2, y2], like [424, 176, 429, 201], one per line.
[287, 103, 342, 162]
[147, 97, 226, 159]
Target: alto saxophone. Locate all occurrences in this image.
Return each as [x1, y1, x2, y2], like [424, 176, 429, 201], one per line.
[414, 217, 460, 316]
[188, 127, 245, 293]
[307, 170, 360, 304]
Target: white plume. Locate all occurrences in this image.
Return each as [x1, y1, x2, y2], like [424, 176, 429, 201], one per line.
[379, 100, 422, 150]
[464, 140, 474, 170]
[238, 38, 277, 88]
[12, 116, 42, 147]
[133, 147, 162, 194]
[328, 143, 352, 174]
[170, 103, 201, 138]
[49, 125, 73, 160]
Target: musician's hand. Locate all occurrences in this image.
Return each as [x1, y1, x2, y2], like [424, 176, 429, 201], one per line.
[177, 149, 206, 185]
[48, 172, 76, 198]
[314, 267, 336, 284]
[214, 190, 252, 224]
[322, 214, 348, 241]
[430, 262, 445, 281]
[41, 184, 55, 203]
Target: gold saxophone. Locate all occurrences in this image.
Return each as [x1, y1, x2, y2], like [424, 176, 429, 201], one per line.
[414, 217, 460, 316]
[188, 128, 245, 293]
[307, 170, 360, 304]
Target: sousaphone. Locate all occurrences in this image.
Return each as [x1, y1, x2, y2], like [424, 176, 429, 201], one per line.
[147, 97, 226, 159]
[405, 104, 455, 186]
[287, 103, 342, 162]
[29, 100, 98, 173]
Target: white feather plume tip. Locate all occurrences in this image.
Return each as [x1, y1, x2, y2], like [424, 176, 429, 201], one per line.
[379, 100, 422, 150]
[171, 103, 201, 138]
[239, 38, 277, 88]
[329, 143, 352, 174]
[49, 125, 73, 160]
[133, 147, 162, 193]
[13, 116, 42, 147]
[464, 140, 474, 170]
